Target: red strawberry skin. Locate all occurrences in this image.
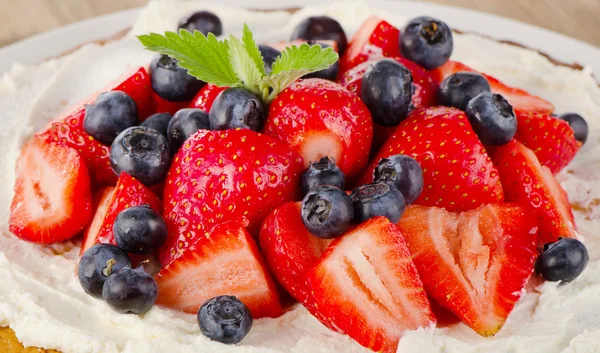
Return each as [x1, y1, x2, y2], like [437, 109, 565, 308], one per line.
[397, 204, 538, 336]
[265, 78, 373, 181]
[151, 92, 190, 116]
[360, 106, 504, 212]
[491, 140, 577, 245]
[514, 112, 581, 174]
[304, 217, 435, 353]
[156, 221, 282, 318]
[259, 202, 332, 303]
[80, 173, 162, 255]
[113, 67, 153, 120]
[161, 129, 304, 266]
[9, 138, 93, 244]
[190, 84, 228, 112]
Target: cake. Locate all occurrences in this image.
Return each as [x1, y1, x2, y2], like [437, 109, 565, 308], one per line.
[1, 1, 599, 353]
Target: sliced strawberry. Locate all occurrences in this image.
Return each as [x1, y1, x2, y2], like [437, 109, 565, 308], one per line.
[360, 106, 504, 212]
[189, 84, 228, 112]
[266, 39, 339, 53]
[80, 173, 162, 255]
[9, 138, 93, 244]
[339, 16, 401, 74]
[156, 221, 282, 318]
[514, 112, 581, 174]
[397, 204, 538, 336]
[304, 217, 435, 353]
[259, 202, 332, 303]
[151, 92, 190, 116]
[433, 61, 554, 114]
[113, 67, 153, 120]
[491, 140, 577, 245]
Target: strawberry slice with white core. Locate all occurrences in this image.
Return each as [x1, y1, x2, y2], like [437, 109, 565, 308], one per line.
[9, 138, 93, 244]
[81, 187, 115, 254]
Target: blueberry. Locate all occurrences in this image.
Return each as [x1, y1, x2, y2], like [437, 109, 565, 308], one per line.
[291, 16, 348, 55]
[351, 183, 406, 224]
[110, 126, 172, 186]
[465, 92, 517, 146]
[113, 206, 168, 254]
[167, 108, 210, 152]
[373, 155, 423, 204]
[178, 11, 222, 36]
[301, 185, 354, 239]
[535, 238, 589, 284]
[150, 55, 206, 102]
[258, 45, 281, 75]
[559, 113, 588, 145]
[209, 88, 265, 132]
[102, 267, 158, 314]
[198, 296, 252, 344]
[78, 244, 131, 298]
[438, 72, 491, 110]
[301, 157, 345, 195]
[362, 59, 413, 127]
[84, 91, 138, 145]
[400, 16, 453, 70]
[302, 42, 339, 81]
[141, 113, 172, 138]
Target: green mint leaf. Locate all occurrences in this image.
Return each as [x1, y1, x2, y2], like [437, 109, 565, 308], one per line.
[242, 24, 266, 78]
[227, 34, 264, 96]
[138, 30, 240, 87]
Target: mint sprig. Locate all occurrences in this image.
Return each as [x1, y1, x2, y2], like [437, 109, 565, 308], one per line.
[138, 25, 338, 103]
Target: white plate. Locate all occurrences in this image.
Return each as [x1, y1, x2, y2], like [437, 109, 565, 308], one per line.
[1, 0, 600, 77]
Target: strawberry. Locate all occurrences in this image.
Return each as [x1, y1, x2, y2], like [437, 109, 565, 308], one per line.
[160, 129, 304, 266]
[155, 221, 282, 318]
[80, 173, 162, 255]
[514, 112, 581, 174]
[259, 202, 332, 303]
[189, 84, 228, 112]
[9, 137, 93, 244]
[339, 16, 401, 74]
[433, 61, 554, 114]
[265, 78, 373, 181]
[360, 106, 504, 212]
[397, 203, 538, 336]
[491, 140, 577, 245]
[304, 217, 435, 353]
[113, 67, 153, 120]
[267, 39, 339, 53]
[151, 92, 190, 116]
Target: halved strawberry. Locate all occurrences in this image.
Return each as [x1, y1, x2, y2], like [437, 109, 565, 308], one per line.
[267, 39, 339, 53]
[339, 16, 401, 74]
[9, 138, 93, 244]
[433, 61, 554, 114]
[304, 217, 435, 353]
[80, 173, 162, 255]
[113, 67, 153, 120]
[189, 84, 228, 112]
[491, 140, 577, 245]
[156, 221, 282, 318]
[259, 202, 332, 303]
[397, 204, 538, 336]
[514, 112, 581, 174]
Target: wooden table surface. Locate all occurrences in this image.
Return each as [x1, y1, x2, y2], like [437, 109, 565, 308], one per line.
[1, 0, 599, 49]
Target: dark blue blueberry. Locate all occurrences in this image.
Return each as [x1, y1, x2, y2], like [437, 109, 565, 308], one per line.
[110, 126, 172, 186]
[302, 42, 339, 81]
[400, 16, 453, 70]
[559, 113, 588, 145]
[150, 55, 206, 102]
[84, 91, 138, 145]
[140, 113, 172, 138]
[301, 185, 354, 239]
[291, 16, 348, 55]
[198, 296, 252, 344]
[465, 92, 517, 146]
[258, 45, 281, 75]
[361, 59, 413, 127]
[167, 108, 210, 152]
[78, 244, 131, 298]
[209, 88, 265, 132]
[102, 267, 158, 314]
[113, 206, 168, 254]
[438, 72, 491, 110]
[351, 182, 406, 224]
[178, 11, 223, 36]
[535, 238, 589, 284]
[301, 157, 345, 196]
[373, 155, 423, 204]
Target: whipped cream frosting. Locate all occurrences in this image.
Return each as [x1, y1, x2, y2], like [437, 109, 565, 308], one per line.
[1, 1, 600, 353]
